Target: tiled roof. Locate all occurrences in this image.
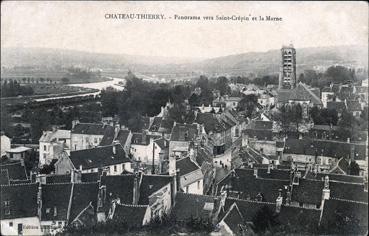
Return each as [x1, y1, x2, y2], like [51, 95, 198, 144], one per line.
[72, 123, 107, 135]
[256, 168, 292, 181]
[221, 203, 244, 234]
[346, 100, 362, 112]
[39, 129, 70, 143]
[0, 183, 39, 220]
[277, 83, 322, 105]
[291, 179, 324, 205]
[196, 113, 227, 133]
[329, 181, 368, 202]
[244, 129, 273, 141]
[112, 203, 148, 227]
[81, 172, 100, 182]
[305, 172, 364, 184]
[284, 138, 366, 160]
[177, 156, 201, 177]
[0, 170, 9, 185]
[159, 118, 174, 133]
[46, 174, 71, 184]
[320, 198, 368, 235]
[101, 174, 134, 204]
[69, 182, 99, 223]
[70, 144, 130, 170]
[170, 123, 199, 142]
[154, 137, 168, 150]
[138, 175, 173, 205]
[277, 205, 321, 233]
[252, 120, 273, 130]
[196, 147, 213, 167]
[116, 130, 131, 146]
[41, 183, 73, 221]
[0, 161, 27, 180]
[99, 125, 116, 146]
[131, 133, 160, 146]
[172, 192, 220, 222]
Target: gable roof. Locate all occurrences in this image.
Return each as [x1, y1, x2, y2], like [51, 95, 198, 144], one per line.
[72, 123, 107, 135]
[176, 156, 201, 177]
[70, 144, 131, 170]
[170, 123, 199, 142]
[172, 192, 220, 222]
[0, 161, 27, 180]
[138, 175, 172, 205]
[116, 129, 131, 146]
[196, 113, 228, 133]
[99, 125, 116, 146]
[320, 198, 368, 235]
[69, 182, 99, 223]
[112, 203, 148, 227]
[277, 83, 322, 105]
[291, 178, 324, 205]
[41, 183, 73, 221]
[0, 183, 39, 220]
[39, 129, 71, 143]
[101, 174, 134, 205]
[221, 202, 244, 235]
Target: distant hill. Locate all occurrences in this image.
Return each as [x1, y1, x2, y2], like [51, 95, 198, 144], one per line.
[1, 45, 367, 77]
[193, 45, 368, 75]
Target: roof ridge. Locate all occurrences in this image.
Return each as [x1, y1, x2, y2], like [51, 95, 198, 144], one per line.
[330, 197, 368, 205]
[1, 182, 38, 187]
[0, 161, 23, 167]
[116, 203, 149, 208]
[42, 182, 72, 186]
[227, 197, 276, 205]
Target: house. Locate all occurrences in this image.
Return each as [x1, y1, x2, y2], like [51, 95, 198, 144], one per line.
[0, 160, 28, 183]
[5, 146, 32, 162]
[213, 95, 242, 109]
[0, 183, 42, 236]
[130, 132, 163, 173]
[345, 100, 362, 117]
[54, 144, 132, 175]
[39, 128, 71, 166]
[40, 182, 100, 234]
[171, 192, 221, 224]
[101, 173, 174, 226]
[321, 86, 336, 108]
[216, 202, 247, 236]
[175, 156, 204, 194]
[70, 121, 114, 151]
[277, 82, 322, 118]
[169, 123, 201, 159]
[115, 129, 132, 155]
[1, 133, 11, 157]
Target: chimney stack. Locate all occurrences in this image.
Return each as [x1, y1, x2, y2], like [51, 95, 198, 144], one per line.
[322, 175, 330, 200]
[132, 171, 142, 205]
[254, 168, 258, 178]
[275, 189, 283, 213]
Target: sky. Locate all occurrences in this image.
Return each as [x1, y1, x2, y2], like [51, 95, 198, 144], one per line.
[1, 1, 368, 59]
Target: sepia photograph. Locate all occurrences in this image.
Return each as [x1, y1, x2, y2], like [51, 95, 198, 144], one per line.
[0, 1, 368, 235]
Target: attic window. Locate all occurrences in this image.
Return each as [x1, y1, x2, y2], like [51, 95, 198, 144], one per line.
[149, 185, 153, 189]
[46, 208, 51, 214]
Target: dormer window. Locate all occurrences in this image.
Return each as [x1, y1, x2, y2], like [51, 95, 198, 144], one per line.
[46, 208, 51, 214]
[4, 200, 10, 215]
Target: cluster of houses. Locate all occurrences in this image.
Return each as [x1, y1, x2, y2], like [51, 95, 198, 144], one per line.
[1, 55, 368, 234]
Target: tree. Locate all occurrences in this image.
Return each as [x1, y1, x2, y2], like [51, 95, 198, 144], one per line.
[237, 94, 258, 117]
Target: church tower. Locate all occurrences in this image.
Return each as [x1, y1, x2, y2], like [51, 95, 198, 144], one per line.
[278, 44, 297, 89]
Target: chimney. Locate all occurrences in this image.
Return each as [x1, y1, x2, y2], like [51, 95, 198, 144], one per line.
[112, 145, 116, 155]
[267, 164, 273, 174]
[275, 189, 283, 213]
[79, 165, 83, 171]
[286, 188, 291, 206]
[254, 168, 258, 178]
[322, 175, 330, 200]
[132, 171, 142, 205]
[347, 137, 350, 143]
[72, 120, 79, 129]
[37, 184, 42, 219]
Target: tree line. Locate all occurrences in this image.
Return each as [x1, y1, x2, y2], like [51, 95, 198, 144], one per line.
[1, 79, 34, 97]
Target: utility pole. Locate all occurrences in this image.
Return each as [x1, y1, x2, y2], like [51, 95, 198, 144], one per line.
[152, 142, 156, 174]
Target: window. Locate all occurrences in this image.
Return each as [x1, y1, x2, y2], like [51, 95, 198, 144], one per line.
[94, 138, 98, 143]
[197, 181, 200, 189]
[9, 222, 13, 227]
[122, 163, 125, 170]
[58, 222, 62, 226]
[186, 186, 189, 193]
[114, 165, 117, 172]
[44, 145, 47, 151]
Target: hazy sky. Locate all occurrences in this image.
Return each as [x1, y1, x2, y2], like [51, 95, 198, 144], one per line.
[1, 1, 368, 58]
